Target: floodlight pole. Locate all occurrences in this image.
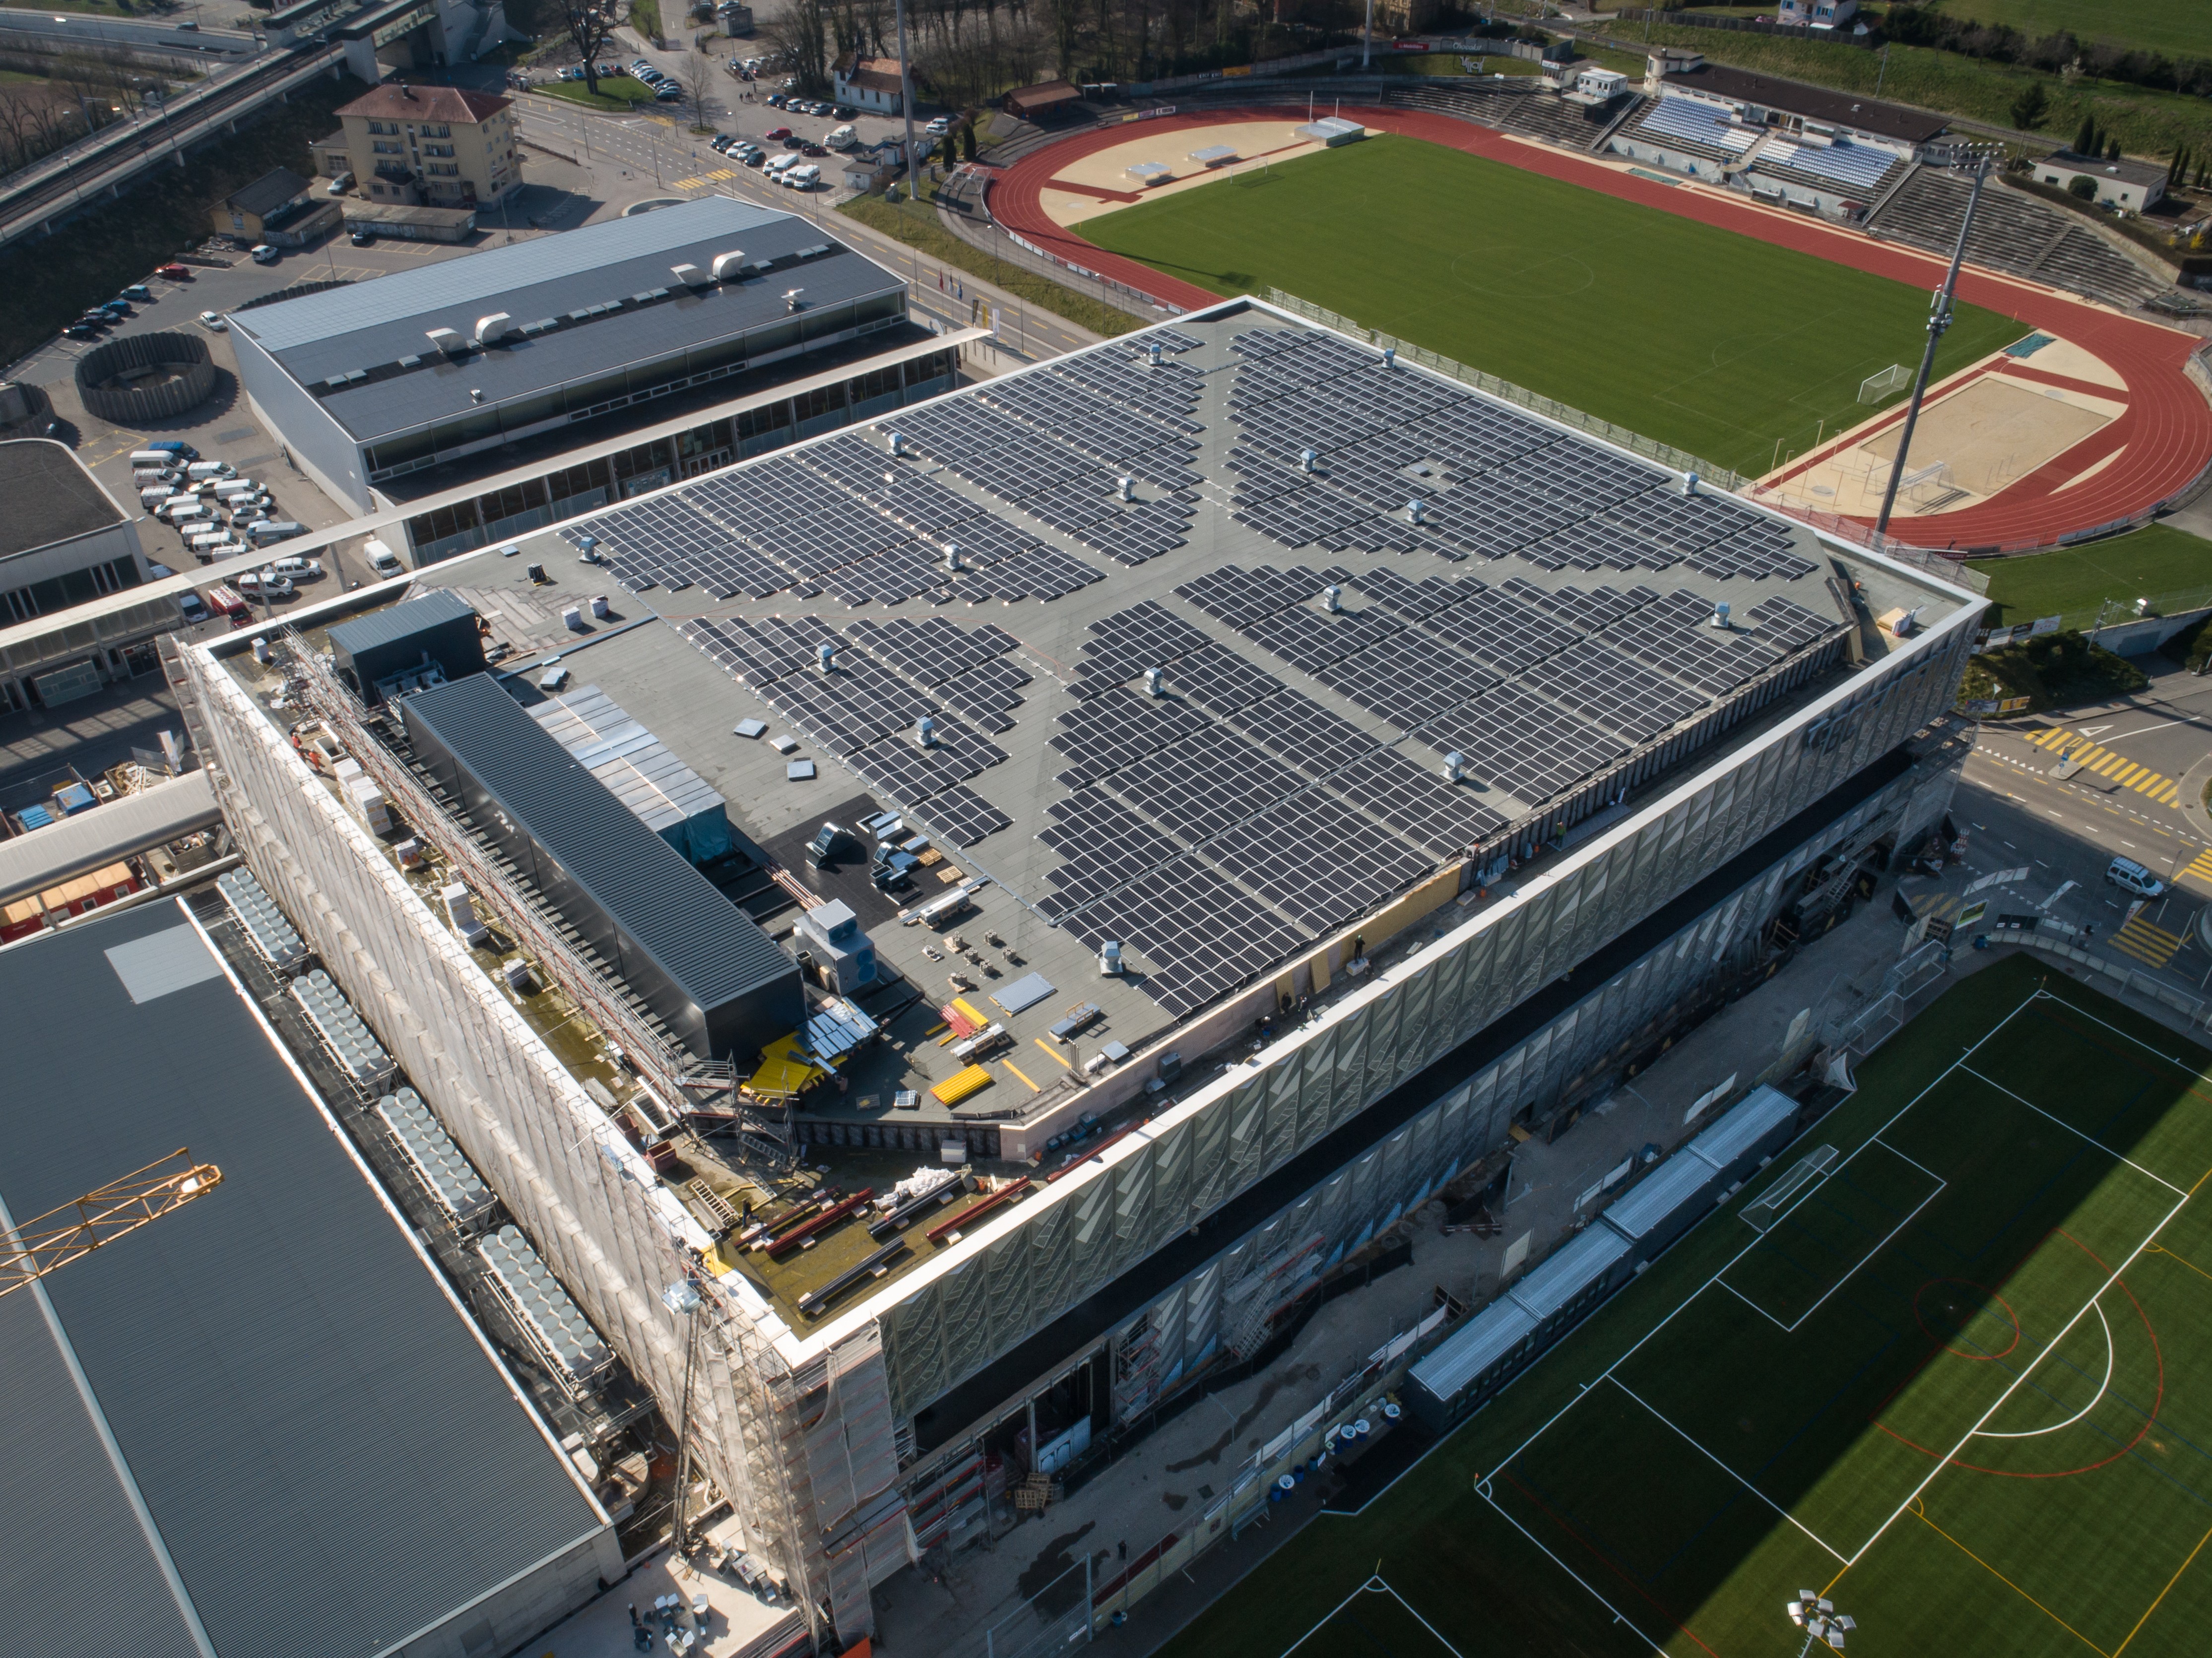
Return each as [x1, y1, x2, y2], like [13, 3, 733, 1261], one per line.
[894, 0, 918, 206]
[1362, 0, 1373, 69]
[1873, 150, 1992, 545]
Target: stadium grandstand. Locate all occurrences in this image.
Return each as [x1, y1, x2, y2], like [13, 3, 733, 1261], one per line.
[168, 297, 1980, 1649]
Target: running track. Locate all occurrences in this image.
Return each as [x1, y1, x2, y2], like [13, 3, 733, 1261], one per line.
[987, 106, 2212, 552]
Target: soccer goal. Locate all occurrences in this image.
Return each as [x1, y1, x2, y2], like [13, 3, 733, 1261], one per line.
[1858, 364, 1911, 403]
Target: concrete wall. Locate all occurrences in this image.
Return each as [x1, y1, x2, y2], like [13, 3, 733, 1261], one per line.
[393, 1528, 624, 1658]
[230, 325, 372, 514]
[0, 518, 147, 600]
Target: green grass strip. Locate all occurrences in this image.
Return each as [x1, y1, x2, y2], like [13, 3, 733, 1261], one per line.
[837, 194, 1140, 339]
[1968, 522, 2212, 629]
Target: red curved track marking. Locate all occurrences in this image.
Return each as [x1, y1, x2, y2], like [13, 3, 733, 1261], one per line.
[988, 106, 2212, 549]
[1873, 1231, 2165, 1480]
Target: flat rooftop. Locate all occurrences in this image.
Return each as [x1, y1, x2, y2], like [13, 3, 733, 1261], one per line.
[0, 899, 608, 1658]
[218, 299, 1972, 1328]
[226, 195, 905, 444]
[0, 438, 125, 557]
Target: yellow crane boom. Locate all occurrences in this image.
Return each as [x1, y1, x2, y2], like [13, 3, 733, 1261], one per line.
[1, 1148, 222, 1299]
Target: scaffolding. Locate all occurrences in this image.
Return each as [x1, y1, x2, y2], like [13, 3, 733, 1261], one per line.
[274, 633, 795, 1166]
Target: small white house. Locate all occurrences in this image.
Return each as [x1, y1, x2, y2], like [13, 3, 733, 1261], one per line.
[1563, 66, 1628, 107]
[2037, 149, 2169, 213]
[831, 54, 911, 116]
[1778, 0, 1858, 27]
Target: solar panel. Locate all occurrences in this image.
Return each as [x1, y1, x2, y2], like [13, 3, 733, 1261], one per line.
[1419, 690, 1627, 804]
[1224, 689, 1380, 778]
[1324, 747, 1506, 857]
[1051, 687, 1210, 788]
[1517, 640, 1709, 743]
[1057, 855, 1310, 1018]
[1037, 790, 1184, 918]
[1205, 792, 1434, 933]
[1110, 726, 1306, 844]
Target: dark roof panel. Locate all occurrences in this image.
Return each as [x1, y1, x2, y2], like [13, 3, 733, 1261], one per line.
[1662, 62, 1947, 143]
[0, 900, 607, 1658]
[0, 439, 126, 557]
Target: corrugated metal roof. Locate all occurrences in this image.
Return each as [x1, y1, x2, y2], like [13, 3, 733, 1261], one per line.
[1407, 1296, 1536, 1403]
[401, 673, 791, 1015]
[0, 900, 606, 1658]
[236, 196, 788, 353]
[1507, 1225, 1630, 1321]
[1601, 1150, 1720, 1241]
[1688, 1084, 1798, 1173]
[531, 683, 728, 838]
[0, 769, 218, 906]
[326, 587, 477, 658]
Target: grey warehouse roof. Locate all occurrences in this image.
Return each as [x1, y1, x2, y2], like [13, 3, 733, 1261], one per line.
[326, 585, 478, 658]
[0, 899, 606, 1658]
[0, 438, 125, 557]
[1600, 1145, 1720, 1240]
[229, 195, 903, 443]
[1506, 1223, 1629, 1320]
[1688, 1083, 1797, 1171]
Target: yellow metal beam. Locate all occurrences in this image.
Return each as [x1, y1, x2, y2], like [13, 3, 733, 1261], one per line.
[2, 1148, 221, 1299]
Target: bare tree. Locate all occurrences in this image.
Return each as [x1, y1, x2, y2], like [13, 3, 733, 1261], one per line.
[677, 45, 718, 129]
[0, 88, 35, 175]
[763, 0, 835, 93]
[559, 0, 633, 97]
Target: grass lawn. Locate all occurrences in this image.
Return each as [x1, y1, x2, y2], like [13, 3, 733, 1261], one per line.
[1969, 522, 2212, 628]
[1080, 135, 2021, 478]
[1924, 0, 2211, 65]
[838, 192, 1140, 338]
[537, 75, 656, 112]
[1158, 957, 2212, 1658]
[1599, 22, 2212, 160]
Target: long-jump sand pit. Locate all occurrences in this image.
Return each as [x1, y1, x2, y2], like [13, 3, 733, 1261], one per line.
[1861, 374, 2111, 497]
[1035, 119, 1334, 227]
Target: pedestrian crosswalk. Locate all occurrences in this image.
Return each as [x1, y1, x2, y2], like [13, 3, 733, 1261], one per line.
[2024, 727, 2183, 804]
[2183, 848, 2212, 886]
[2110, 910, 2189, 968]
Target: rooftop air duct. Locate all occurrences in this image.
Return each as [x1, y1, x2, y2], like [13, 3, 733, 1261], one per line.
[889, 430, 907, 456]
[670, 263, 709, 287]
[783, 288, 805, 312]
[473, 313, 512, 347]
[1407, 498, 1427, 525]
[710, 251, 749, 281]
[1683, 472, 1700, 496]
[425, 326, 464, 355]
[1383, 347, 1396, 368]
[1300, 448, 1317, 473]
[943, 541, 962, 571]
[1099, 940, 1124, 976]
[1322, 585, 1342, 613]
[1144, 667, 1165, 697]
[1710, 600, 1731, 630]
[1443, 751, 1467, 782]
[915, 716, 937, 747]
[816, 641, 838, 674]
[1117, 476, 1133, 501]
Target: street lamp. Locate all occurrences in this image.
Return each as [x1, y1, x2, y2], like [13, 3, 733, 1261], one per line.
[1786, 1594, 1854, 1654]
[661, 1277, 704, 1556]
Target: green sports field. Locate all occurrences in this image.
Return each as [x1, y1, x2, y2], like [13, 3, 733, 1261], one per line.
[1158, 955, 2212, 1658]
[1930, 0, 2207, 64]
[1080, 136, 2022, 479]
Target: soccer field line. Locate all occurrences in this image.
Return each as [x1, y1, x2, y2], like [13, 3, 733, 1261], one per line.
[1837, 1182, 2194, 1577]
[2031, 987, 2212, 1091]
[1957, 1064, 2188, 1198]
[1971, 1299, 2114, 1441]
[1470, 1489, 1673, 1658]
[1482, 984, 2046, 1485]
[1714, 1148, 1948, 1336]
[1276, 1573, 1476, 1658]
[1604, 1376, 1850, 1565]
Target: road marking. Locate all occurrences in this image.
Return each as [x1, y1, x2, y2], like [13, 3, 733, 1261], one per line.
[2111, 912, 2189, 969]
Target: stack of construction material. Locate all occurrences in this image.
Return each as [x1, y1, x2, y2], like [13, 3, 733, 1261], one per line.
[330, 757, 391, 836]
[377, 1086, 495, 1229]
[291, 967, 396, 1088]
[217, 867, 305, 969]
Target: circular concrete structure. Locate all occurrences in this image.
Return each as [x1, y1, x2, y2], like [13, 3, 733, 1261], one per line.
[74, 330, 217, 424]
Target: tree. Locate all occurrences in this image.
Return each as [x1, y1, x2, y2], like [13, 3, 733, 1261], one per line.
[2107, 135, 2121, 160]
[559, 0, 632, 98]
[678, 45, 717, 129]
[2068, 174, 2097, 199]
[959, 120, 976, 162]
[2073, 113, 2096, 154]
[2009, 80, 2048, 132]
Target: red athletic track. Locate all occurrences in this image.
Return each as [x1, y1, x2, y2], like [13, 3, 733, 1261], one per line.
[988, 106, 2212, 552]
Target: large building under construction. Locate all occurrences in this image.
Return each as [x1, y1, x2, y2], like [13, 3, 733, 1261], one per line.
[169, 298, 1980, 1646]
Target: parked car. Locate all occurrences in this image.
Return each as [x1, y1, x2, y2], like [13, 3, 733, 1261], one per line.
[156, 262, 191, 280]
[766, 91, 787, 108]
[235, 569, 295, 600]
[925, 115, 952, 135]
[710, 133, 733, 151]
[765, 124, 791, 139]
[77, 311, 113, 327]
[120, 283, 152, 302]
[325, 171, 353, 195]
[250, 244, 279, 264]
[64, 323, 100, 340]
[833, 103, 855, 119]
[2107, 857, 2166, 899]
[741, 148, 766, 166]
[198, 309, 226, 331]
[801, 142, 827, 157]
[782, 133, 804, 148]
[267, 555, 324, 582]
[655, 84, 683, 101]
[350, 227, 375, 246]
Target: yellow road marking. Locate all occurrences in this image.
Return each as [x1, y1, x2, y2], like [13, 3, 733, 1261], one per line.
[2114, 763, 2146, 785]
[2116, 1522, 2212, 1655]
[1035, 1037, 1073, 1070]
[2111, 914, 2186, 968]
[1003, 1060, 1040, 1092]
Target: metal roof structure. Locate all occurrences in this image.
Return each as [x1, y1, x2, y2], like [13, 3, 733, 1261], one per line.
[531, 683, 734, 862]
[399, 672, 799, 1059]
[0, 899, 608, 1658]
[0, 770, 218, 906]
[1405, 1295, 1535, 1402]
[228, 197, 904, 443]
[1600, 1145, 1721, 1241]
[1505, 1223, 1629, 1321]
[1688, 1084, 1798, 1172]
[326, 586, 478, 657]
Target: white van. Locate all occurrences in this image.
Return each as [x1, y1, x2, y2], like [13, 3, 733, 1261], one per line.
[129, 449, 177, 468]
[132, 466, 177, 486]
[188, 530, 236, 558]
[186, 460, 235, 480]
[212, 478, 256, 500]
[2107, 857, 2165, 899]
[140, 486, 176, 508]
[247, 519, 304, 546]
[783, 164, 820, 190]
[268, 555, 324, 581]
[765, 151, 798, 176]
[166, 502, 209, 527]
[365, 538, 404, 577]
[826, 124, 857, 149]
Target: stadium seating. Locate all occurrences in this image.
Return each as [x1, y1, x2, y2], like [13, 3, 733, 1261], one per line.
[1618, 96, 1743, 166]
[1748, 136, 1909, 204]
[1868, 167, 2170, 309]
[1382, 82, 1633, 153]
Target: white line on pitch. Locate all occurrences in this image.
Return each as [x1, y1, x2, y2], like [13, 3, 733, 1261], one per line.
[1606, 1377, 1849, 1564]
[1958, 1065, 2187, 1196]
[1474, 1486, 1669, 1657]
[1482, 985, 2046, 1484]
[1974, 1300, 2115, 1440]
[1764, 1163, 1948, 1337]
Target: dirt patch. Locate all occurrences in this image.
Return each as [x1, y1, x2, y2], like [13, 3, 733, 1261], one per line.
[1233, 1361, 1322, 1444]
[1860, 375, 2110, 499]
[1161, 1490, 1188, 1511]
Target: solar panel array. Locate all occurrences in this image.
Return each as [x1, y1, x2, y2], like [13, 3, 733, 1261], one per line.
[620, 314, 1855, 1024]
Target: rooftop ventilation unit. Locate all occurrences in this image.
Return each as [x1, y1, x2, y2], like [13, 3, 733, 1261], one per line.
[670, 262, 708, 287]
[1443, 751, 1467, 782]
[1322, 585, 1342, 613]
[473, 312, 512, 347]
[816, 641, 838, 673]
[1145, 342, 1163, 367]
[468, 388, 485, 404]
[1683, 472, 1700, 496]
[783, 288, 806, 312]
[425, 326, 464, 355]
[1407, 498, 1427, 525]
[943, 541, 962, 571]
[1144, 667, 1165, 697]
[889, 430, 907, 456]
[1300, 447, 1318, 473]
[1099, 940, 1124, 976]
[711, 250, 749, 281]
[915, 716, 937, 747]
[1383, 347, 1397, 369]
[1710, 600, 1731, 630]
[1116, 476, 1133, 501]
